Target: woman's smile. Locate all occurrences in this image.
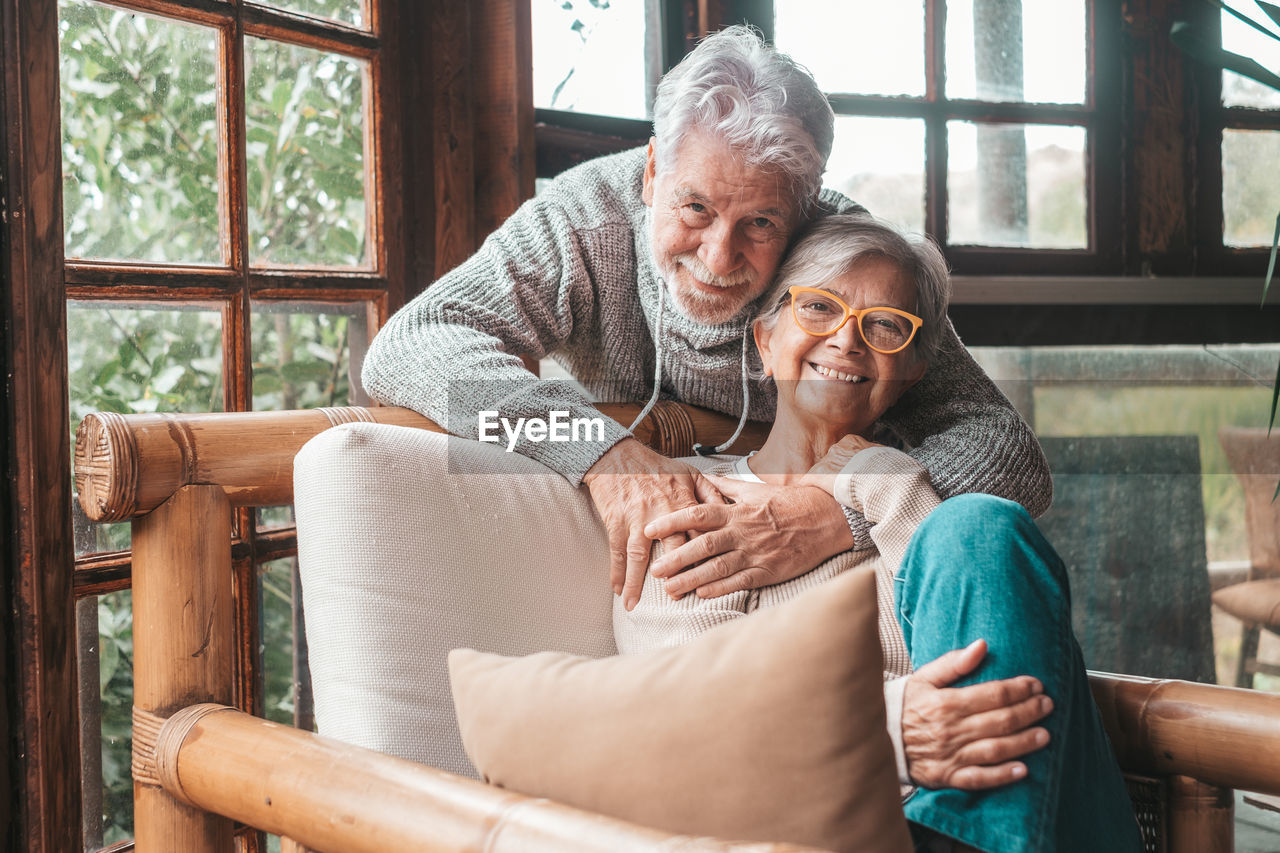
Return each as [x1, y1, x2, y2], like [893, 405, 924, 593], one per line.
[807, 361, 869, 383]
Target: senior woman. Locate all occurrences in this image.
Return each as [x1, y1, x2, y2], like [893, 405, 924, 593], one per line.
[616, 214, 1143, 853]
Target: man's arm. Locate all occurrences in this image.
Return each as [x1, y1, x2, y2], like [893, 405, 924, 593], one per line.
[878, 318, 1053, 518]
[362, 180, 630, 485]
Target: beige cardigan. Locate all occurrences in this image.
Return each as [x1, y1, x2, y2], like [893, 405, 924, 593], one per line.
[614, 445, 943, 789]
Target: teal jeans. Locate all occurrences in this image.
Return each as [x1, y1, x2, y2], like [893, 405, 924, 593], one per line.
[896, 494, 1144, 853]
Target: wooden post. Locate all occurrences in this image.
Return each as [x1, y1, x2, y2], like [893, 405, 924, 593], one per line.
[131, 486, 235, 853]
[1168, 776, 1233, 853]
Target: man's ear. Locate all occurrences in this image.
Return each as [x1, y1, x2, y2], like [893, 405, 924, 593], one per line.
[641, 137, 657, 207]
[752, 319, 775, 378]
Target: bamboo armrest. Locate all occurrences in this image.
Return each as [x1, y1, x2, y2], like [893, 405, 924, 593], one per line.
[73, 403, 769, 522]
[145, 703, 824, 853]
[144, 677, 1280, 853]
[1089, 672, 1280, 796]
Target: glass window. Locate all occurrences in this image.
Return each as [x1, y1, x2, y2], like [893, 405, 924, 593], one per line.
[947, 121, 1087, 248]
[251, 0, 367, 29]
[252, 301, 369, 529]
[945, 0, 1086, 104]
[827, 116, 925, 233]
[77, 589, 134, 849]
[531, 0, 649, 119]
[970, 343, 1280, 690]
[260, 558, 311, 728]
[1221, 6, 1280, 109]
[68, 302, 224, 556]
[59, 0, 221, 264]
[1222, 128, 1280, 247]
[774, 0, 924, 97]
[245, 38, 370, 267]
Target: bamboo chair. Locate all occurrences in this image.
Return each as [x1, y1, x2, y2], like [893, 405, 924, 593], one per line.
[1215, 427, 1280, 688]
[74, 404, 1280, 853]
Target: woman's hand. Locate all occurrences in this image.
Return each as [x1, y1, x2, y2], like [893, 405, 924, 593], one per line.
[902, 639, 1054, 790]
[798, 434, 883, 497]
[642, 474, 854, 599]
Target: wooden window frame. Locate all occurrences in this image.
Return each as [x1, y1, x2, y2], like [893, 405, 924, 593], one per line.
[531, 0, 1280, 345]
[2, 0, 414, 850]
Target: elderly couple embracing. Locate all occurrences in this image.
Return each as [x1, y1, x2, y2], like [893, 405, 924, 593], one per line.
[354, 26, 1143, 853]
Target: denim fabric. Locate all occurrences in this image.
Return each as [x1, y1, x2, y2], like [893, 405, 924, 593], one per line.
[896, 494, 1144, 853]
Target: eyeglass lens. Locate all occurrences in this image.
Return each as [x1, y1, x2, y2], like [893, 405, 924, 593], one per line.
[792, 291, 914, 351]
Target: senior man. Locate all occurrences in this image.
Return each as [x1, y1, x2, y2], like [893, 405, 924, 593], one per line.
[361, 24, 1059, 816]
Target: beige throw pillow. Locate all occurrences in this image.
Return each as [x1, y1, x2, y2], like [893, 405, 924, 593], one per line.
[448, 567, 911, 853]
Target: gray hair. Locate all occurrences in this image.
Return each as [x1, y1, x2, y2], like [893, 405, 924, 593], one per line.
[652, 25, 834, 213]
[754, 214, 952, 365]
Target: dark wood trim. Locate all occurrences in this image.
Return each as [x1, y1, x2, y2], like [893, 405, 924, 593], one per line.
[535, 122, 651, 178]
[472, 0, 536, 239]
[241, 5, 379, 56]
[1, 0, 81, 848]
[825, 94, 1094, 124]
[394, 0, 435, 304]
[83, 0, 231, 27]
[951, 303, 1280, 346]
[66, 264, 239, 288]
[430, 1, 476, 277]
[372, 0, 406, 312]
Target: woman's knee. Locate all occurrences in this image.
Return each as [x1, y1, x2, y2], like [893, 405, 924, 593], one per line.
[906, 493, 1068, 594]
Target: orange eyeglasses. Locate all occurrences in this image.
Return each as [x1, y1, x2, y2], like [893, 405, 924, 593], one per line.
[787, 286, 923, 354]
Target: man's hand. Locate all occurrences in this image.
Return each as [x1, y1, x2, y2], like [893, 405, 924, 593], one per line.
[797, 434, 882, 497]
[582, 438, 722, 611]
[643, 475, 854, 599]
[902, 639, 1054, 790]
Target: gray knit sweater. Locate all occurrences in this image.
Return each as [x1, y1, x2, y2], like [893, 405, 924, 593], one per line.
[362, 147, 1052, 535]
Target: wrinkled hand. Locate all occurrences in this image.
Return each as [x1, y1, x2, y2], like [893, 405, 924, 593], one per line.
[797, 434, 883, 497]
[643, 474, 854, 599]
[583, 438, 723, 610]
[902, 639, 1054, 790]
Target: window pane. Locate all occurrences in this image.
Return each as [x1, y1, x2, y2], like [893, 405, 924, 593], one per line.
[69, 303, 224, 555]
[59, 0, 221, 264]
[250, 0, 366, 29]
[1221, 7, 1280, 109]
[260, 558, 313, 728]
[246, 39, 369, 267]
[1223, 129, 1280, 247]
[947, 122, 1086, 248]
[774, 0, 924, 97]
[969, 343, 1280, 690]
[946, 0, 1086, 104]
[531, 0, 649, 119]
[827, 116, 925, 233]
[252, 302, 369, 529]
[77, 590, 134, 849]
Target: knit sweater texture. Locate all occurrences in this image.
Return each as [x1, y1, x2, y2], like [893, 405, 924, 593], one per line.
[361, 146, 1053, 532]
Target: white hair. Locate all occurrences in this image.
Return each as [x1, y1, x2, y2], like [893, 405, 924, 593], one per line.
[652, 25, 834, 213]
[755, 214, 952, 365]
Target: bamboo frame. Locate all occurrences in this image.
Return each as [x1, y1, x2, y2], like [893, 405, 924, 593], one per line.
[72, 404, 771, 523]
[131, 485, 236, 852]
[69, 402, 1280, 852]
[144, 704, 825, 853]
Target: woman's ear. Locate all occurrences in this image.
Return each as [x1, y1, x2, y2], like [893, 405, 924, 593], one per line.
[752, 318, 775, 377]
[641, 137, 657, 206]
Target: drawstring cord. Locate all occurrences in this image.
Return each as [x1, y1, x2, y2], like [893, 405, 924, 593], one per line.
[628, 282, 667, 433]
[629, 277, 752, 458]
[692, 317, 751, 456]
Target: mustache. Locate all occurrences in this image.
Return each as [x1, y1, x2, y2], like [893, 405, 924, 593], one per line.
[672, 252, 755, 289]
